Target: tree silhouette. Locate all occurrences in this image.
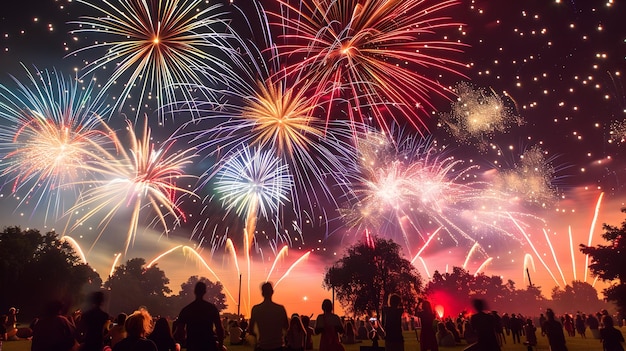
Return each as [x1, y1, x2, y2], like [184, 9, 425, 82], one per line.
[104, 258, 170, 316]
[550, 281, 606, 314]
[323, 236, 421, 317]
[580, 208, 626, 316]
[0, 227, 100, 318]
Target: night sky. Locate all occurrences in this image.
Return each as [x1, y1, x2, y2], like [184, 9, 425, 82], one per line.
[0, 0, 624, 315]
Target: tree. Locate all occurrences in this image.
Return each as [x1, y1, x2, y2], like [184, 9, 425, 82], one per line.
[580, 208, 626, 315]
[424, 267, 473, 316]
[170, 276, 227, 314]
[0, 227, 101, 318]
[104, 258, 171, 316]
[323, 236, 421, 317]
[550, 281, 606, 314]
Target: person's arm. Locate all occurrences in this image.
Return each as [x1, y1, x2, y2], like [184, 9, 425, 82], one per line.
[282, 307, 289, 334]
[248, 308, 257, 337]
[314, 315, 324, 334]
[335, 315, 344, 334]
[213, 308, 224, 349]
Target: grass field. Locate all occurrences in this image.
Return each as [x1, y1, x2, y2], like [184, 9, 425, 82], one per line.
[3, 329, 623, 351]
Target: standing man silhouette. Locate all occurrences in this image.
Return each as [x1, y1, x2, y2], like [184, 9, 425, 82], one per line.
[177, 282, 224, 351]
[249, 282, 289, 351]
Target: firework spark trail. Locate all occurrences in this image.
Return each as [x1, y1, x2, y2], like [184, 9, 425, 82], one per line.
[410, 227, 442, 265]
[266, 245, 289, 282]
[270, 0, 467, 132]
[417, 256, 430, 279]
[509, 214, 560, 287]
[0, 66, 113, 220]
[584, 192, 603, 282]
[275, 251, 311, 287]
[568, 226, 577, 282]
[109, 253, 122, 278]
[474, 257, 493, 275]
[60, 236, 87, 264]
[542, 228, 567, 286]
[225, 238, 241, 277]
[463, 242, 481, 270]
[66, 117, 198, 254]
[181, 246, 238, 305]
[69, 0, 240, 120]
[147, 245, 183, 268]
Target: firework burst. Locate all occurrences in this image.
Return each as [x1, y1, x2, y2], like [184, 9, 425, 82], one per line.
[66, 117, 198, 254]
[343, 128, 544, 254]
[270, 0, 467, 132]
[215, 146, 293, 229]
[69, 0, 239, 120]
[0, 66, 113, 220]
[178, 6, 356, 232]
[439, 82, 524, 148]
[490, 146, 559, 208]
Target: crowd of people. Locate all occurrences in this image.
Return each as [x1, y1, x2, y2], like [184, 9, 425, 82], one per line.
[1, 285, 625, 351]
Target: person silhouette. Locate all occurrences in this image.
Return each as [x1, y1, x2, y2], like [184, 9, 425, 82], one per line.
[315, 299, 344, 351]
[384, 294, 404, 351]
[176, 282, 224, 351]
[31, 300, 77, 351]
[77, 291, 110, 351]
[543, 308, 567, 351]
[416, 299, 438, 351]
[248, 282, 289, 351]
[465, 299, 500, 351]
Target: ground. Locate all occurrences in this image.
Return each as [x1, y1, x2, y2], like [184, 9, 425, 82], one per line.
[3, 328, 623, 351]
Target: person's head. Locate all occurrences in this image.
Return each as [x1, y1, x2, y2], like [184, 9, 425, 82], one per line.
[546, 308, 556, 321]
[322, 299, 333, 313]
[89, 291, 105, 307]
[472, 299, 486, 313]
[301, 315, 311, 328]
[388, 294, 401, 308]
[526, 319, 533, 326]
[421, 299, 432, 312]
[8, 307, 16, 315]
[43, 300, 64, 317]
[289, 314, 304, 329]
[152, 317, 172, 336]
[602, 315, 614, 327]
[437, 322, 447, 333]
[115, 313, 127, 326]
[125, 309, 153, 338]
[261, 282, 274, 299]
[194, 281, 207, 298]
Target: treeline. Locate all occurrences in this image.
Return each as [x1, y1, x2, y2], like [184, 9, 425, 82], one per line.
[0, 227, 225, 320]
[0, 227, 612, 323]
